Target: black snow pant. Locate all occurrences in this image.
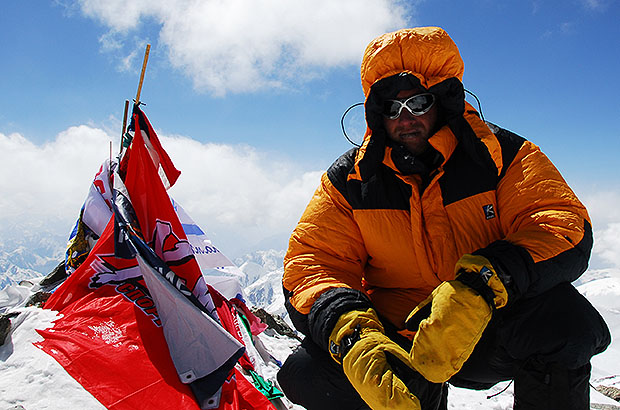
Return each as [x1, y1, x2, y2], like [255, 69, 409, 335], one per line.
[277, 282, 610, 410]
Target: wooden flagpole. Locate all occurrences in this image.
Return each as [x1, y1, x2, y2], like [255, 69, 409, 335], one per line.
[135, 44, 151, 105]
[120, 44, 150, 153]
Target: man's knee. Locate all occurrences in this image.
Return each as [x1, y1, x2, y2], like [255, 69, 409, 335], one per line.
[500, 282, 610, 367]
[514, 360, 591, 410]
[276, 348, 305, 404]
[277, 339, 368, 410]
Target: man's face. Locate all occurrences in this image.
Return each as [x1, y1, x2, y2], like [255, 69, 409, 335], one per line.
[382, 89, 439, 155]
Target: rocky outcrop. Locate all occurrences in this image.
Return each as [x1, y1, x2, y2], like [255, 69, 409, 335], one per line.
[251, 307, 302, 342]
[0, 312, 19, 346]
[597, 384, 620, 402]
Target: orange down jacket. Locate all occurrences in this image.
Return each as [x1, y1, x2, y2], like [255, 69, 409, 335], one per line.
[282, 27, 592, 342]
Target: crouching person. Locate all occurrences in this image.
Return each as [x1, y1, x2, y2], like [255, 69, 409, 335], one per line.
[277, 27, 610, 410]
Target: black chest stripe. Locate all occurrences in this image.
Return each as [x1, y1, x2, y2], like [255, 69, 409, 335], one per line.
[327, 125, 526, 210]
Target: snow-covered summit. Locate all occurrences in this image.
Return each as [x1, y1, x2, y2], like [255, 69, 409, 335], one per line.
[235, 249, 290, 322]
[2, 246, 620, 409]
[235, 249, 286, 285]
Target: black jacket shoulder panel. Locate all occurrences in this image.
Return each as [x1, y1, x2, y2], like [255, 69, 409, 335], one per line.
[487, 123, 527, 179]
[326, 148, 358, 199]
[327, 147, 410, 211]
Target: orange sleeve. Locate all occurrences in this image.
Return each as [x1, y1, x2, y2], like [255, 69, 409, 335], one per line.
[283, 172, 368, 315]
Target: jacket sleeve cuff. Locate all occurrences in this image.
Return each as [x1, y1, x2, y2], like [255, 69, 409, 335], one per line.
[473, 240, 532, 305]
[474, 218, 593, 303]
[308, 287, 372, 352]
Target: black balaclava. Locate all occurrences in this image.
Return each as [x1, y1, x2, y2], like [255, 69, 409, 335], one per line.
[365, 73, 444, 176]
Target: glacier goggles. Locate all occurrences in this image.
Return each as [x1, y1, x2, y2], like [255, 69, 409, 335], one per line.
[382, 93, 436, 120]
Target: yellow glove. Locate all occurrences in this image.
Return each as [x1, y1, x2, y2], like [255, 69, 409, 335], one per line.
[405, 254, 508, 383]
[455, 254, 508, 309]
[329, 308, 422, 410]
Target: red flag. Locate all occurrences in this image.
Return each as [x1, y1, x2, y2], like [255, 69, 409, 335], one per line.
[123, 109, 202, 292]
[39, 220, 202, 409]
[120, 105, 181, 189]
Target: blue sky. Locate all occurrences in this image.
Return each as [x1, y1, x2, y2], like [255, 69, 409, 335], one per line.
[1, 0, 620, 264]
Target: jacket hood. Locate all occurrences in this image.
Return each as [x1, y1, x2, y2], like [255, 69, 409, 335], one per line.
[361, 27, 464, 97]
[361, 27, 466, 133]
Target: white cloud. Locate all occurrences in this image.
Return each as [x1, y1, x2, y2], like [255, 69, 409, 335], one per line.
[583, 190, 620, 228]
[594, 223, 620, 268]
[581, 0, 606, 10]
[74, 0, 409, 95]
[163, 135, 322, 252]
[582, 190, 620, 269]
[0, 126, 321, 257]
[0, 127, 114, 222]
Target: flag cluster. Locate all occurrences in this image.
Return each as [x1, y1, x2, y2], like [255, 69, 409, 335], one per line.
[37, 105, 281, 410]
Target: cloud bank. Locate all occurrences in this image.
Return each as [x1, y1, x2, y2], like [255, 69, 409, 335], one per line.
[581, 191, 620, 269]
[0, 127, 321, 257]
[74, 0, 409, 95]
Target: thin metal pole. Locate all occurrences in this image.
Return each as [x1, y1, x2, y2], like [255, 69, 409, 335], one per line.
[119, 99, 130, 154]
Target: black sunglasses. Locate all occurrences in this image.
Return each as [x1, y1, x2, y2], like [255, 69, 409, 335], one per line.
[382, 93, 436, 119]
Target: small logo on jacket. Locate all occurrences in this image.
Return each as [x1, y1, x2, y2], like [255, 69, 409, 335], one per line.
[483, 204, 496, 220]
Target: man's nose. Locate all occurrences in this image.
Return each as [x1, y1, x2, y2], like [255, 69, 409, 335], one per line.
[398, 107, 417, 123]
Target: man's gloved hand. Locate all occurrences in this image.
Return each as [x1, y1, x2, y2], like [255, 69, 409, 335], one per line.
[405, 254, 509, 383]
[329, 308, 422, 410]
[454, 254, 509, 309]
